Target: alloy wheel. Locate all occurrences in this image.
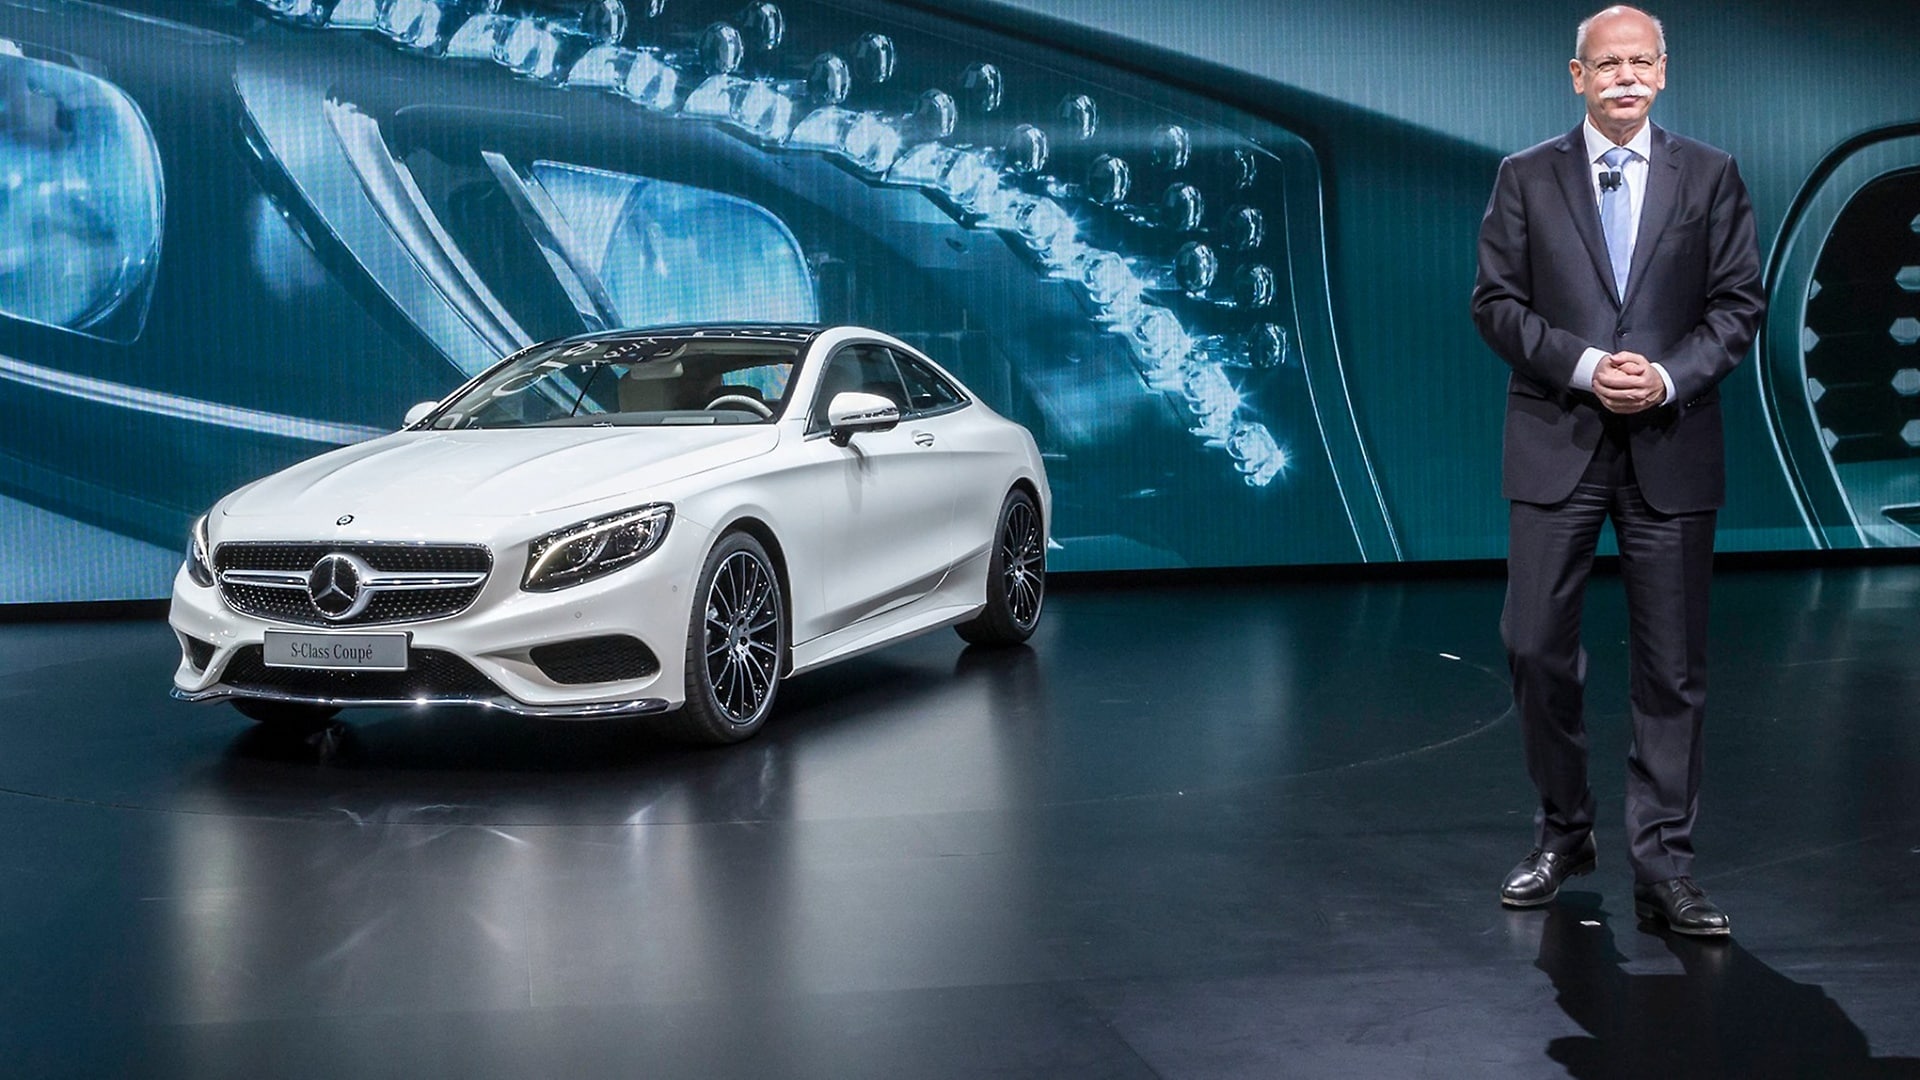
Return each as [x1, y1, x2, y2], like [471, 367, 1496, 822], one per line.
[1001, 498, 1044, 630]
[702, 549, 781, 723]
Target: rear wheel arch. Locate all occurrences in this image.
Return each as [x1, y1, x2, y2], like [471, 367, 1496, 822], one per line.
[955, 485, 1045, 647]
[1007, 477, 1044, 536]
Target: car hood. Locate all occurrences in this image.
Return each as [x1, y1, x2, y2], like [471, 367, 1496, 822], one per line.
[220, 426, 779, 523]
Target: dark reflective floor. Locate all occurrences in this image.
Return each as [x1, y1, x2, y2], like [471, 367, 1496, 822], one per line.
[2, 567, 1917, 1079]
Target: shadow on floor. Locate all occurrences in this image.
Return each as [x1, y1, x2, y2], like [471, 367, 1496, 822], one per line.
[1535, 893, 1920, 1079]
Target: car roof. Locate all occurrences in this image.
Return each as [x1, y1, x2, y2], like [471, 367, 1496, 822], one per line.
[558, 323, 826, 347]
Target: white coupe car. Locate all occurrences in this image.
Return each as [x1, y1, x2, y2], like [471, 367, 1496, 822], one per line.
[169, 324, 1049, 742]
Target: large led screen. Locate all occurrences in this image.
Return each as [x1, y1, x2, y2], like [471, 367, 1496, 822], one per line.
[2, 0, 1918, 603]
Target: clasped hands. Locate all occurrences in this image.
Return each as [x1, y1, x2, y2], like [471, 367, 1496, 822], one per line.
[1592, 351, 1666, 414]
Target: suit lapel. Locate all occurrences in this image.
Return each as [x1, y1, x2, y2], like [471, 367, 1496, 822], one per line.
[1622, 124, 1680, 310]
[1551, 125, 1620, 307]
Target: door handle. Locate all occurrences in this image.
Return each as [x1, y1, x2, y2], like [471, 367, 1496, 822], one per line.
[913, 431, 936, 447]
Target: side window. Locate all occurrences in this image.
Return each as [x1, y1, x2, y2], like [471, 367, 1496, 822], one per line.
[808, 344, 909, 434]
[890, 350, 967, 416]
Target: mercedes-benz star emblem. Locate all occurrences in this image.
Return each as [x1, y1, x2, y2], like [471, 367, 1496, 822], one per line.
[336, 514, 354, 526]
[307, 553, 367, 620]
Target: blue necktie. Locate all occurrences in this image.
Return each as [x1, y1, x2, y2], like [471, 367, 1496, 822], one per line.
[1599, 146, 1634, 297]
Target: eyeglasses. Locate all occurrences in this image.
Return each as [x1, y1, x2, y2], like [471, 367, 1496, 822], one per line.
[1578, 54, 1663, 77]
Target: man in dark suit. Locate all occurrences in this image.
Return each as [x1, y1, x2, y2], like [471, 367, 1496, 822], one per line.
[1470, 5, 1764, 935]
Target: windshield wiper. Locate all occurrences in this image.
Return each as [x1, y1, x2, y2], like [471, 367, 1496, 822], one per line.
[566, 361, 608, 417]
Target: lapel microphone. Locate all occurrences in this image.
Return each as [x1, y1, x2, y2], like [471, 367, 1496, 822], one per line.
[1599, 170, 1623, 192]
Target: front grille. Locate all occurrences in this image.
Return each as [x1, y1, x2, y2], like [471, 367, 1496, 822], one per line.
[221, 583, 482, 625]
[217, 543, 493, 574]
[220, 646, 500, 700]
[214, 542, 492, 627]
[531, 635, 660, 685]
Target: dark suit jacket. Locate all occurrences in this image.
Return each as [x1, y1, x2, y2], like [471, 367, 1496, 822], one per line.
[1471, 123, 1765, 514]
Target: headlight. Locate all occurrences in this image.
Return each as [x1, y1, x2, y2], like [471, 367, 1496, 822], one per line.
[523, 503, 673, 591]
[186, 513, 215, 587]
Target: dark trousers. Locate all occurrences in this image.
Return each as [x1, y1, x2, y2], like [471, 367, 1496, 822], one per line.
[1502, 431, 1718, 883]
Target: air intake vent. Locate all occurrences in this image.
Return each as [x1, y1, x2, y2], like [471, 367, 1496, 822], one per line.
[531, 635, 660, 685]
[182, 635, 215, 672]
[220, 646, 500, 700]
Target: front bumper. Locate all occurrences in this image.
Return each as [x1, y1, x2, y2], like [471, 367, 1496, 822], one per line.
[168, 519, 716, 718]
[167, 682, 670, 719]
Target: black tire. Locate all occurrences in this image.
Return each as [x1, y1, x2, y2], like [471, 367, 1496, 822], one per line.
[231, 697, 341, 731]
[666, 531, 787, 744]
[956, 488, 1044, 646]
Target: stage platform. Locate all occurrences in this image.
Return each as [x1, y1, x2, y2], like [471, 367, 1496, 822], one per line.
[2, 566, 1917, 1078]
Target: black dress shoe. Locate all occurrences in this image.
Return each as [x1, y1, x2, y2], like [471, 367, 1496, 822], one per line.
[1500, 836, 1597, 907]
[1633, 877, 1731, 937]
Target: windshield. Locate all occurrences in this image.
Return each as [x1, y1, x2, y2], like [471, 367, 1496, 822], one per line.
[425, 336, 803, 429]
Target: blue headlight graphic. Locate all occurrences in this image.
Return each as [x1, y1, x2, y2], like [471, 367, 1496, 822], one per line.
[0, 47, 162, 342]
[528, 161, 817, 328]
[220, 0, 1399, 568]
[1, 0, 1410, 601]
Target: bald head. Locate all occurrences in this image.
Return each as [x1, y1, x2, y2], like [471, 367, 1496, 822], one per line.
[1577, 6, 1666, 59]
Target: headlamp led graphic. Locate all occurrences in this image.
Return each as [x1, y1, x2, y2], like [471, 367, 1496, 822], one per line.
[0, 0, 1400, 587]
[245, 0, 1389, 517]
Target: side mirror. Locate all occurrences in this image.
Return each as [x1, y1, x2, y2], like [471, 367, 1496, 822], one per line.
[403, 401, 439, 428]
[826, 392, 900, 446]
[829, 388, 902, 443]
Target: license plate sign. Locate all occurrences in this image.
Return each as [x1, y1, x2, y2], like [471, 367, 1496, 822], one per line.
[263, 630, 409, 671]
